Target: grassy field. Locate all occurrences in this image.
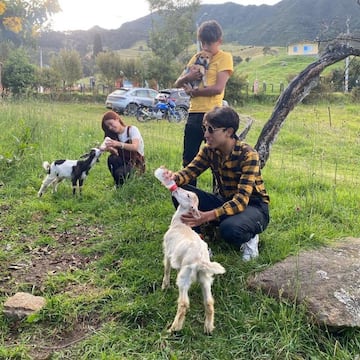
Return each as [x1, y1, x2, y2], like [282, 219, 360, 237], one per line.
[0, 100, 359, 359]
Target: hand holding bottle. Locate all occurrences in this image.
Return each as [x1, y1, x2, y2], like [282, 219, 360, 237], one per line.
[154, 167, 178, 192]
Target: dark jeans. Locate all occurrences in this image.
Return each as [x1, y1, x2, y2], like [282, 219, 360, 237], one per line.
[182, 113, 205, 186]
[107, 154, 133, 186]
[174, 185, 270, 249]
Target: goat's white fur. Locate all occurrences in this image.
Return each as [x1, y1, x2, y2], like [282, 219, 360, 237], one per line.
[38, 148, 103, 196]
[162, 187, 225, 334]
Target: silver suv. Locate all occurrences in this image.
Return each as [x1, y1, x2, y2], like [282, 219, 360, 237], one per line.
[105, 87, 159, 115]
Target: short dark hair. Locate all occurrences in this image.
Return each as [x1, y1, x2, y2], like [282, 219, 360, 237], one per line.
[198, 20, 223, 44]
[203, 106, 239, 137]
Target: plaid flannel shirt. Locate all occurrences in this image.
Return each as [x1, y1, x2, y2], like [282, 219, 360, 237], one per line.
[174, 140, 270, 218]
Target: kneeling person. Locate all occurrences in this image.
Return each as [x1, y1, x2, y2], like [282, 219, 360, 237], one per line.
[101, 111, 145, 187]
[162, 106, 270, 261]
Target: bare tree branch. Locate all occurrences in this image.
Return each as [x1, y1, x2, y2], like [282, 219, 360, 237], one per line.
[254, 42, 360, 168]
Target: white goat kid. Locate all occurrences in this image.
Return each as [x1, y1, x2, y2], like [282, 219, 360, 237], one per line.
[38, 148, 103, 196]
[162, 187, 225, 334]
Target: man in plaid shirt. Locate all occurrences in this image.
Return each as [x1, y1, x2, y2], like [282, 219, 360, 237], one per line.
[165, 106, 270, 261]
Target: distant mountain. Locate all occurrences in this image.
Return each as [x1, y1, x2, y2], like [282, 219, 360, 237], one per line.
[39, 0, 360, 59]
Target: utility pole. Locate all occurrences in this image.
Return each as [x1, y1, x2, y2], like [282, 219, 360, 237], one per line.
[344, 16, 350, 93]
[196, 12, 208, 52]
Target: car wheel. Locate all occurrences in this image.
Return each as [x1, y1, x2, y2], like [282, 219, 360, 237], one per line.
[176, 106, 188, 121]
[124, 103, 139, 116]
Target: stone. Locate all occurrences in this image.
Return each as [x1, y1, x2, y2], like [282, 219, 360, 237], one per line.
[3, 292, 46, 319]
[247, 237, 360, 329]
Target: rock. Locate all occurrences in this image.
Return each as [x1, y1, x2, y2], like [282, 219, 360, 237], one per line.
[3, 292, 46, 319]
[247, 237, 360, 329]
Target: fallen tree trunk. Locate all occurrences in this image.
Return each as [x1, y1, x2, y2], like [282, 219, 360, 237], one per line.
[255, 42, 360, 168]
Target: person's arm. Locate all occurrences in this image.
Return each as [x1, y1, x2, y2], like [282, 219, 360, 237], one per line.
[174, 66, 203, 89]
[181, 209, 217, 228]
[105, 137, 140, 153]
[189, 70, 231, 98]
[173, 148, 211, 185]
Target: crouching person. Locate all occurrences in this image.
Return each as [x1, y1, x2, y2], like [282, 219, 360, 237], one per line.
[101, 110, 145, 187]
[162, 106, 270, 261]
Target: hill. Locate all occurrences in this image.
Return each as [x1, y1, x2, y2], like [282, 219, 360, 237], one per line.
[38, 0, 360, 61]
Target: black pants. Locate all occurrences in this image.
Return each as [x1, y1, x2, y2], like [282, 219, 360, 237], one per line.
[182, 113, 205, 186]
[107, 154, 133, 186]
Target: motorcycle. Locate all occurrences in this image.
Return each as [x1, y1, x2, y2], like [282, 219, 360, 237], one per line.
[135, 95, 182, 123]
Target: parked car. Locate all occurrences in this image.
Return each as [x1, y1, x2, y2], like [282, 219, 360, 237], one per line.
[105, 87, 159, 116]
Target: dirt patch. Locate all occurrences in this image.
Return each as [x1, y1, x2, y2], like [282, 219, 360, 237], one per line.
[1, 224, 103, 293]
[1, 224, 106, 358]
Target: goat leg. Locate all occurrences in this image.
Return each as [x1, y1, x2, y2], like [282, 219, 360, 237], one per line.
[200, 274, 215, 334]
[168, 269, 191, 332]
[38, 175, 57, 197]
[168, 295, 189, 333]
[78, 178, 84, 196]
[162, 257, 171, 289]
[203, 297, 215, 334]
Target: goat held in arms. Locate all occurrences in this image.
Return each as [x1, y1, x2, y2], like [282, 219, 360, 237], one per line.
[162, 187, 225, 334]
[38, 148, 103, 196]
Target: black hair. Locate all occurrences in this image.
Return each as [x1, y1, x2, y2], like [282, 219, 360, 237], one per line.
[203, 106, 239, 138]
[198, 20, 223, 44]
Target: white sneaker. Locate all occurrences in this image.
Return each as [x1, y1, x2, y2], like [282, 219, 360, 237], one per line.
[242, 234, 259, 261]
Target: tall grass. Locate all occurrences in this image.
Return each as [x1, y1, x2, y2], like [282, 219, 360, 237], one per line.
[0, 100, 359, 359]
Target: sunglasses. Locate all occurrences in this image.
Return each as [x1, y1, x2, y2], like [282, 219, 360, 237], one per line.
[202, 125, 226, 134]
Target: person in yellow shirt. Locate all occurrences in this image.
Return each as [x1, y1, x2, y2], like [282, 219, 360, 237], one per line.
[174, 20, 233, 186]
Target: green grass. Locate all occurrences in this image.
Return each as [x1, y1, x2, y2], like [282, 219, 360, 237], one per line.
[0, 100, 359, 359]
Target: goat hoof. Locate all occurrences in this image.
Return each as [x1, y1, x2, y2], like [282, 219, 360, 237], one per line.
[167, 328, 183, 337]
[204, 325, 214, 335]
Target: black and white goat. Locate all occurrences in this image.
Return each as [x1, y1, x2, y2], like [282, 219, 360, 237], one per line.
[162, 187, 226, 334]
[38, 148, 103, 196]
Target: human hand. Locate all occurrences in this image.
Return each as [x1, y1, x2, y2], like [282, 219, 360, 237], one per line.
[108, 146, 119, 156]
[160, 167, 176, 182]
[181, 210, 215, 228]
[188, 65, 203, 81]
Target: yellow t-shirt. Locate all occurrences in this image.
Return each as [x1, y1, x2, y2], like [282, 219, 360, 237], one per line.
[186, 50, 233, 113]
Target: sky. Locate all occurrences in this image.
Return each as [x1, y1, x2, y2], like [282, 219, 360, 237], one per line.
[51, 0, 281, 31]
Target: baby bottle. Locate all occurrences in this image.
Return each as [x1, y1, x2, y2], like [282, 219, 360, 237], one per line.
[154, 167, 178, 192]
[100, 136, 111, 151]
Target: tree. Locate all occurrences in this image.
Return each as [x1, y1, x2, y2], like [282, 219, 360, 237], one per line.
[255, 42, 360, 169]
[2, 48, 36, 95]
[93, 32, 103, 58]
[147, 0, 200, 60]
[95, 51, 122, 87]
[120, 59, 146, 87]
[146, 54, 183, 88]
[50, 49, 82, 88]
[35, 66, 61, 91]
[224, 72, 248, 106]
[0, 0, 61, 46]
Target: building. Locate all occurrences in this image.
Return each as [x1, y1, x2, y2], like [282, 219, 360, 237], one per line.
[287, 42, 319, 56]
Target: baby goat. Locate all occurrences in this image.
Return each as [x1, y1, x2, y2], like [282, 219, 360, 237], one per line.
[38, 148, 103, 196]
[162, 187, 225, 334]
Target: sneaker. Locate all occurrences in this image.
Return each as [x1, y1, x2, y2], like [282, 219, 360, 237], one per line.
[241, 234, 259, 261]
